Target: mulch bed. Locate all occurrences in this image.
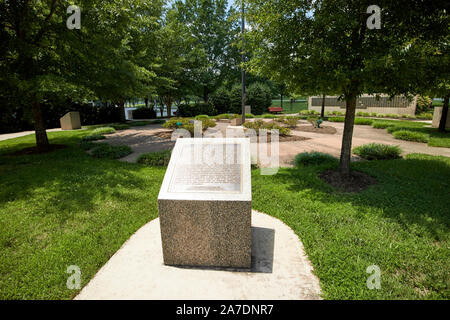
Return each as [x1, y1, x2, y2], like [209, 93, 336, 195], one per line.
[153, 131, 174, 140]
[274, 135, 309, 143]
[152, 130, 309, 143]
[295, 125, 337, 134]
[319, 170, 377, 193]
[242, 134, 309, 143]
[9, 144, 67, 156]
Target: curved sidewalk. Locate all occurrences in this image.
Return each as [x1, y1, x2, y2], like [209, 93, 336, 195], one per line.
[75, 210, 322, 300]
[0, 129, 62, 142]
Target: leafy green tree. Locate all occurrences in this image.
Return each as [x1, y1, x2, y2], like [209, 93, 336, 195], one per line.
[210, 87, 231, 114]
[174, 0, 240, 102]
[247, 0, 448, 174]
[414, 41, 449, 132]
[246, 82, 272, 115]
[0, 0, 164, 149]
[229, 84, 243, 114]
[153, 5, 205, 118]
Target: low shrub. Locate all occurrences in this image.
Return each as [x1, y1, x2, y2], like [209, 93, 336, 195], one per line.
[283, 116, 299, 128]
[386, 113, 400, 119]
[197, 118, 217, 129]
[215, 113, 239, 120]
[294, 152, 338, 167]
[245, 113, 255, 118]
[243, 119, 291, 136]
[137, 150, 171, 166]
[278, 127, 291, 136]
[416, 95, 433, 113]
[90, 143, 132, 159]
[372, 121, 394, 129]
[195, 115, 210, 120]
[393, 130, 429, 143]
[162, 117, 215, 132]
[130, 120, 165, 126]
[328, 117, 345, 122]
[370, 112, 377, 117]
[299, 110, 319, 116]
[244, 120, 264, 129]
[177, 103, 217, 117]
[163, 118, 189, 129]
[386, 126, 413, 134]
[353, 143, 402, 160]
[81, 134, 106, 142]
[354, 118, 373, 125]
[132, 108, 157, 119]
[416, 113, 433, 120]
[356, 112, 370, 117]
[92, 127, 116, 135]
[307, 116, 319, 127]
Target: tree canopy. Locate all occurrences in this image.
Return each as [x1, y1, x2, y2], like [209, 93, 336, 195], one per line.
[247, 0, 449, 173]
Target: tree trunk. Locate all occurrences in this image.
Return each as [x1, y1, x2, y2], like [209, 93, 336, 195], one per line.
[165, 96, 172, 118]
[321, 93, 326, 118]
[158, 97, 164, 118]
[145, 97, 149, 108]
[32, 101, 49, 150]
[438, 95, 449, 132]
[118, 100, 126, 123]
[203, 87, 209, 103]
[339, 94, 357, 175]
[280, 93, 283, 109]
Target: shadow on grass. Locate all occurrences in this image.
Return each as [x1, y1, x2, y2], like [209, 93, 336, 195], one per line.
[0, 137, 164, 219]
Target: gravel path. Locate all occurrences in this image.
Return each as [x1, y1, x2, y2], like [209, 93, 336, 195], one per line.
[101, 120, 449, 166]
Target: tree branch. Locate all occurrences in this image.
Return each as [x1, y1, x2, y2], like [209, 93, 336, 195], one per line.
[32, 0, 57, 46]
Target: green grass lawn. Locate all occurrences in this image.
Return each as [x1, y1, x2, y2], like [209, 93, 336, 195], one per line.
[0, 130, 165, 299]
[0, 129, 449, 299]
[370, 119, 450, 148]
[253, 156, 449, 299]
[271, 99, 308, 114]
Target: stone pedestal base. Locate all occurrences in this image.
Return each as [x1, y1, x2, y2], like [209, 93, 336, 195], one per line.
[60, 112, 81, 130]
[159, 200, 251, 268]
[432, 107, 450, 129]
[231, 118, 243, 126]
[157, 138, 252, 269]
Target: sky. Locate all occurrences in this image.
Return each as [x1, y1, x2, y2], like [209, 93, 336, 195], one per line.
[228, 0, 237, 11]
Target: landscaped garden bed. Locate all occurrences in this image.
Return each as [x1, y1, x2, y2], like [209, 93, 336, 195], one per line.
[1, 129, 448, 299]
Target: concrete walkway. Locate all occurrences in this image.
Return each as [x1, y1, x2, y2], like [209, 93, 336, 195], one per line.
[75, 210, 322, 300]
[0, 128, 62, 142]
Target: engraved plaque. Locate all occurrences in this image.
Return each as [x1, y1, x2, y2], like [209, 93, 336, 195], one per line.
[168, 143, 242, 193]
